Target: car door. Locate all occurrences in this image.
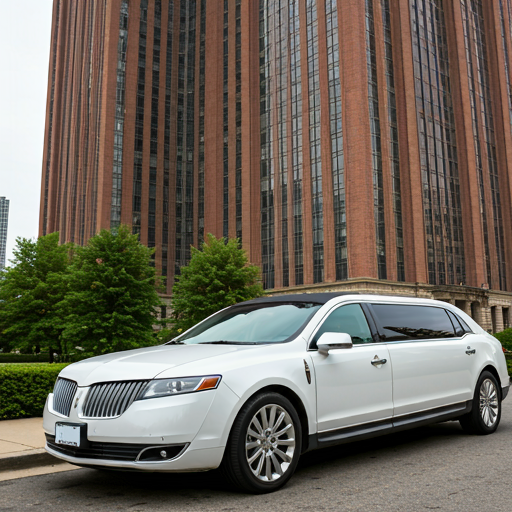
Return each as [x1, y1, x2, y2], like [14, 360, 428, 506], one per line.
[369, 303, 474, 418]
[309, 303, 393, 433]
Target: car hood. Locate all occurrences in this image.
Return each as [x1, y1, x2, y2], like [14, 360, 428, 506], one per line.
[58, 344, 259, 387]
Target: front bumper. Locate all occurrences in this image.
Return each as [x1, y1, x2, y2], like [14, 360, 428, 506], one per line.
[43, 381, 239, 471]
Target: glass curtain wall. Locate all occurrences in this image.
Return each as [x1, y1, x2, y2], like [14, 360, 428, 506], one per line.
[260, 0, 275, 289]
[290, 0, 304, 286]
[461, 0, 506, 290]
[381, 0, 405, 281]
[326, 0, 347, 281]
[132, 0, 148, 237]
[365, 0, 387, 280]
[410, 0, 465, 286]
[306, 0, 324, 284]
[174, 0, 196, 276]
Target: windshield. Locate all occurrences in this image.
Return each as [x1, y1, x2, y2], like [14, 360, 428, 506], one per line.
[170, 302, 322, 345]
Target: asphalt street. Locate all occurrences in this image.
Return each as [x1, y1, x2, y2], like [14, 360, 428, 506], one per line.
[1, 398, 512, 512]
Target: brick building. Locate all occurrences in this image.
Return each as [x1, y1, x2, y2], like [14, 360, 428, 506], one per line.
[40, 0, 512, 331]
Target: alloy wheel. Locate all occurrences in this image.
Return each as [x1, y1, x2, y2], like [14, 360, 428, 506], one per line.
[245, 404, 296, 482]
[479, 378, 499, 427]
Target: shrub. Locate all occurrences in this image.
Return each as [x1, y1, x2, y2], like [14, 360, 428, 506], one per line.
[0, 353, 50, 363]
[494, 328, 512, 351]
[0, 363, 69, 420]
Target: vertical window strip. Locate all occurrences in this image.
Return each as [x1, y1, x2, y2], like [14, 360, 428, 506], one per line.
[235, 0, 243, 242]
[290, 0, 303, 286]
[148, 0, 161, 252]
[499, 0, 512, 131]
[198, 0, 206, 244]
[162, 1, 174, 285]
[174, 0, 196, 276]
[469, 0, 507, 290]
[111, 0, 129, 230]
[410, 0, 465, 286]
[43, 0, 61, 236]
[326, 0, 346, 281]
[381, 0, 404, 281]
[132, 0, 148, 237]
[223, 0, 229, 239]
[460, 0, 494, 287]
[365, 0, 386, 280]
[276, 1, 289, 288]
[306, 0, 324, 284]
[260, 0, 275, 289]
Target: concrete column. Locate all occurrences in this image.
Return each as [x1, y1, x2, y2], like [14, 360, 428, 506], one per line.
[495, 306, 504, 333]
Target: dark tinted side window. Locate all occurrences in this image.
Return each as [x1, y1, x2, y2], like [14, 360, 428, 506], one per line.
[447, 310, 465, 337]
[311, 304, 373, 349]
[371, 304, 455, 341]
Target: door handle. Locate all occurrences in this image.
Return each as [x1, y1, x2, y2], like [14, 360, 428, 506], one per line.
[371, 358, 387, 366]
[465, 349, 476, 355]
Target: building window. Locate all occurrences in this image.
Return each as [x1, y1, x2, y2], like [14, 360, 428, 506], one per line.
[410, 0, 465, 286]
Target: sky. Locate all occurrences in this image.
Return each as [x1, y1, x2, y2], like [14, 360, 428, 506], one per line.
[0, 1, 54, 266]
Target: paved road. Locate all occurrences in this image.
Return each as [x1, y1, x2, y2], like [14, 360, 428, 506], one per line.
[2, 399, 512, 512]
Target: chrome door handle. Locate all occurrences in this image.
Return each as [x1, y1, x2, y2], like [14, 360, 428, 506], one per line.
[465, 349, 476, 355]
[371, 358, 387, 366]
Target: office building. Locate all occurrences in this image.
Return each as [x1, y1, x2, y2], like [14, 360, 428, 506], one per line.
[40, 0, 512, 330]
[0, 197, 9, 270]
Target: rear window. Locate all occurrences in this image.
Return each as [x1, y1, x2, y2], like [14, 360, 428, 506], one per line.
[371, 304, 456, 341]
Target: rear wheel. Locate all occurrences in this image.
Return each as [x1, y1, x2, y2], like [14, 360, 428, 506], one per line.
[459, 370, 501, 435]
[221, 392, 302, 493]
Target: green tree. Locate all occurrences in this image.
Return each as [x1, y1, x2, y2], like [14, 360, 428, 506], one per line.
[171, 234, 264, 332]
[59, 225, 161, 356]
[0, 233, 72, 359]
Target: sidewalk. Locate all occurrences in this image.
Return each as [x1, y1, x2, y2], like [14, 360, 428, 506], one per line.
[0, 417, 58, 472]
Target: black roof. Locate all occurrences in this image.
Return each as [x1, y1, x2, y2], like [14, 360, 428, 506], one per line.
[236, 292, 358, 307]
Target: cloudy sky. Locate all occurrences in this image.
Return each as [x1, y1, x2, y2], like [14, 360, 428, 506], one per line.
[0, 1, 53, 265]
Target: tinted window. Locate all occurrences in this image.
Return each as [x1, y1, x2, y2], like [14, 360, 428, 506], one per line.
[371, 304, 455, 341]
[447, 310, 464, 337]
[173, 302, 322, 344]
[311, 304, 373, 348]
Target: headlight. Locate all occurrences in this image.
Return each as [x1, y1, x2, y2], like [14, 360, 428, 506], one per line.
[137, 375, 222, 400]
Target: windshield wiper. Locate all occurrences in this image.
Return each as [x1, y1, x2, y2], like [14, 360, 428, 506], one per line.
[166, 340, 185, 345]
[198, 340, 261, 345]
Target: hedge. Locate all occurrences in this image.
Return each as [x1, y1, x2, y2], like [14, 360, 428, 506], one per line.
[494, 328, 512, 351]
[0, 363, 69, 420]
[0, 353, 50, 363]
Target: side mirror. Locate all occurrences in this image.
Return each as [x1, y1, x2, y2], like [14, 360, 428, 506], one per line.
[317, 332, 353, 355]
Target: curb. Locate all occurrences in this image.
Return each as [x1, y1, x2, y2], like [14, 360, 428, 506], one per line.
[0, 448, 61, 472]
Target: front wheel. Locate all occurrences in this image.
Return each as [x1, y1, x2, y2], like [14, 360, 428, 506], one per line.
[221, 392, 302, 493]
[459, 370, 501, 435]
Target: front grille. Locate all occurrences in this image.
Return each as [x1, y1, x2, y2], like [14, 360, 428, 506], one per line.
[82, 380, 148, 418]
[53, 378, 78, 417]
[46, 434, 186, 462]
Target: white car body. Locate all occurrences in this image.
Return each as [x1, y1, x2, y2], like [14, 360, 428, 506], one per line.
[43, 294, 509, 477]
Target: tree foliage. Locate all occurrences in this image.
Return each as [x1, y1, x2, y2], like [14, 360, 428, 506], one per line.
[171, 234, 264, 333]
[59, 225, 162, 356]
[0, 233, 72, 358]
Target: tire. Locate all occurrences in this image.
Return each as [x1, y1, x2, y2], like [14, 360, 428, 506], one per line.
[220, 392, 302, 494]
[459, 370, 501, 435]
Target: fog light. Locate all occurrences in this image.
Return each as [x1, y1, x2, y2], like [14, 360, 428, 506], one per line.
[160, 450, 167, 458]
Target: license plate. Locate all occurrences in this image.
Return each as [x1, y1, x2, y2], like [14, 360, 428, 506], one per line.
[55, 423, 84, 447]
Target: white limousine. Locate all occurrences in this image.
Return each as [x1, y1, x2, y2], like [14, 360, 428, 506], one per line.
[44, 293, 509, 493]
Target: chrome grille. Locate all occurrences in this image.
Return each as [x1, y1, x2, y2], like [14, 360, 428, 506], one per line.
[82, 381, 148, 419]
[53, 378, 78, 417]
